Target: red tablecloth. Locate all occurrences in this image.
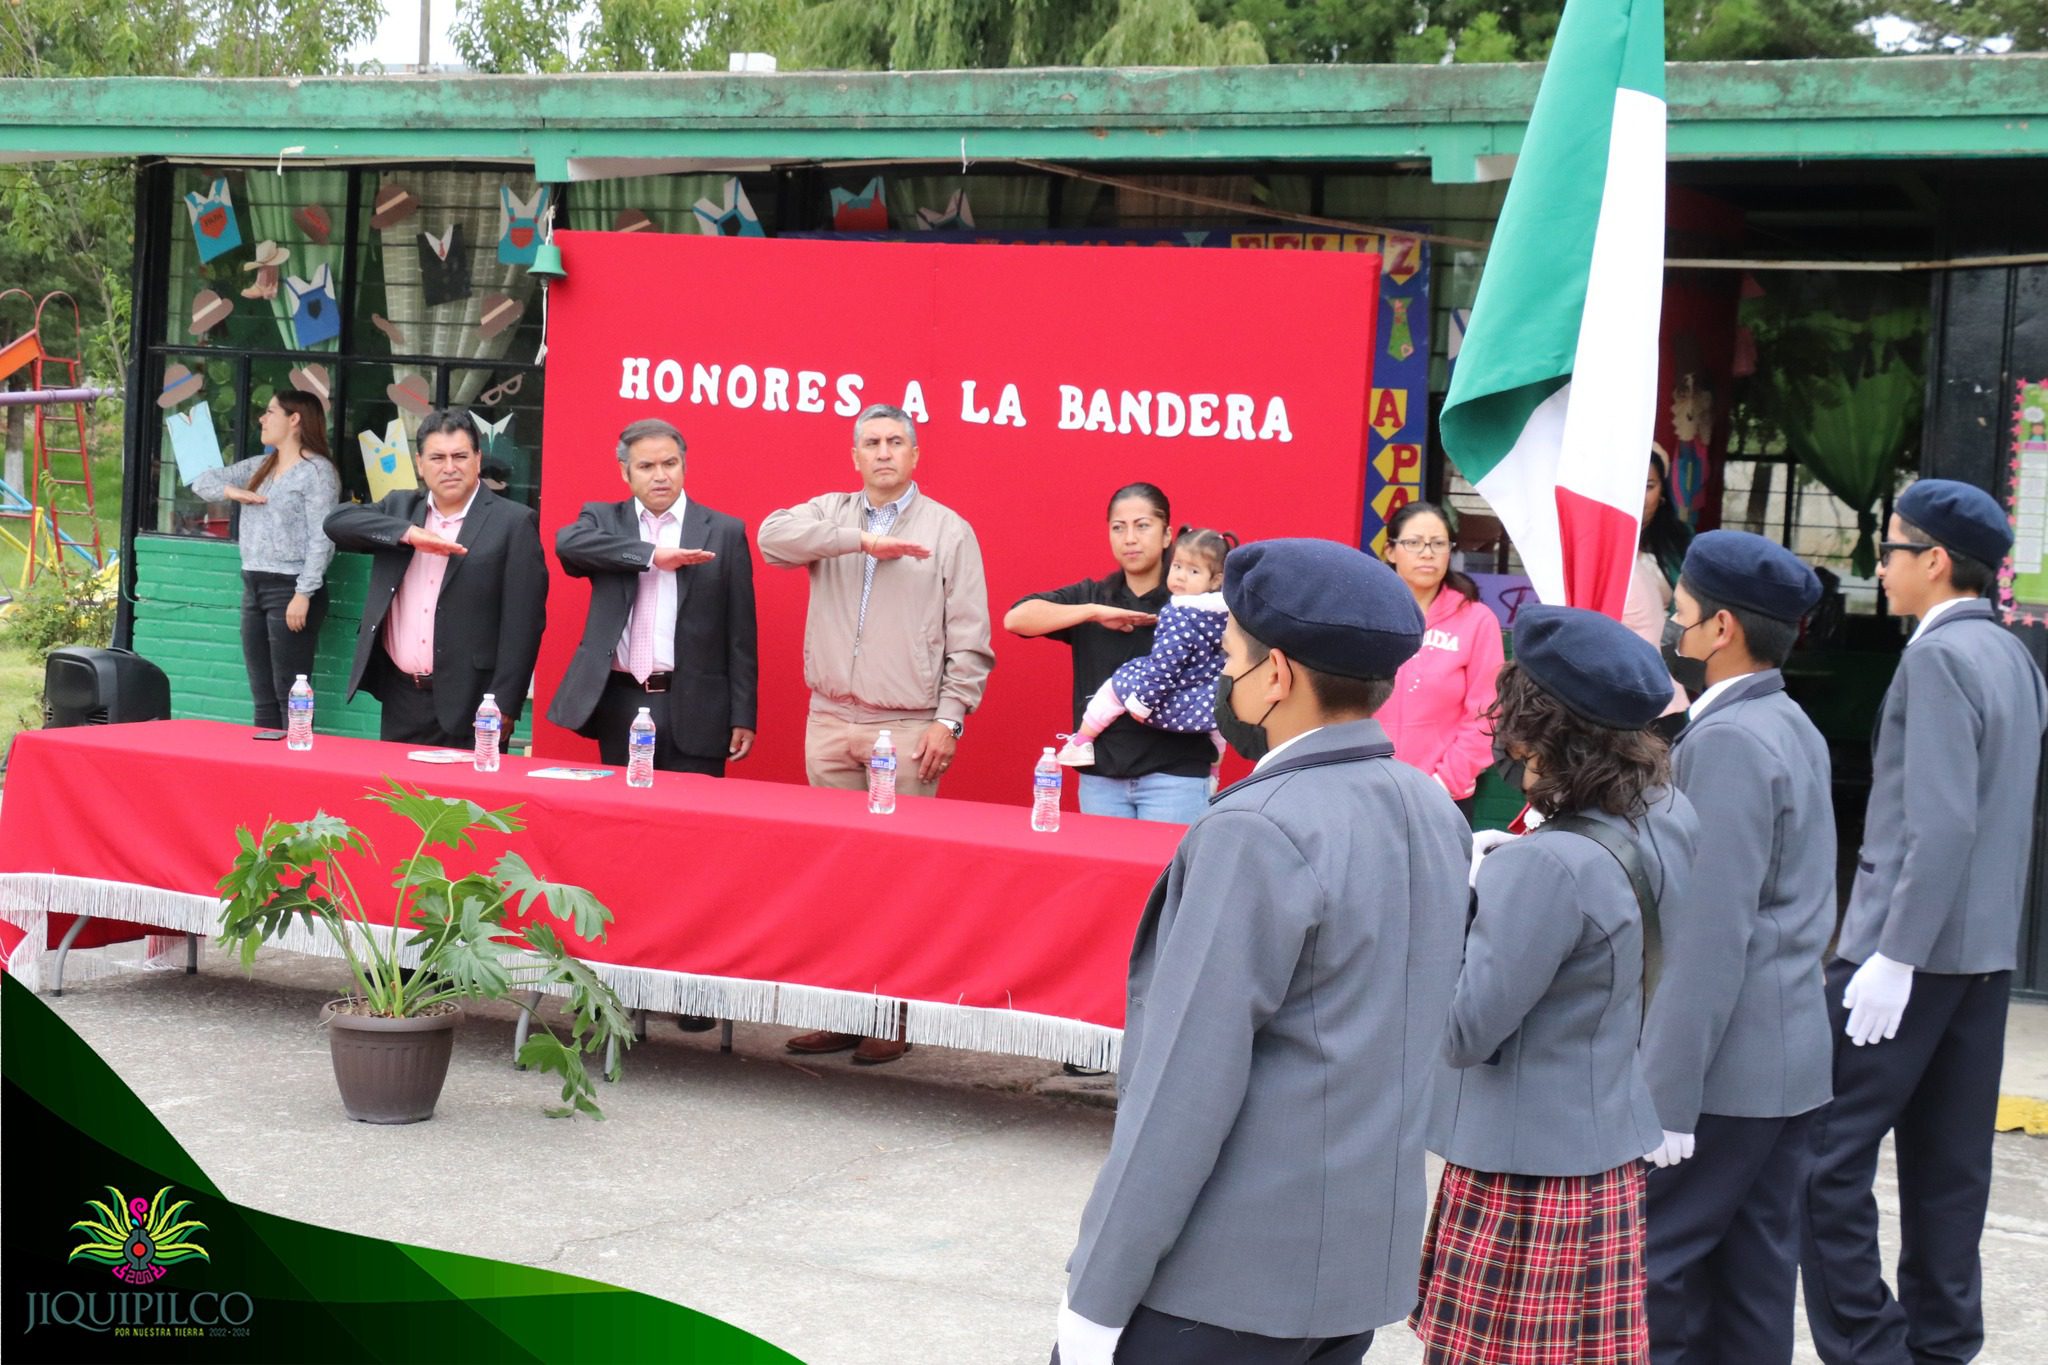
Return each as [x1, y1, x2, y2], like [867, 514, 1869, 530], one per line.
[0, 721, 1184, 1064]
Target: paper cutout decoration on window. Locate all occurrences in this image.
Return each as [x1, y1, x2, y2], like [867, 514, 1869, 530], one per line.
[183, 177, 243, 263]
[915, 191, 975, 231]
[166, 400, 225, 484]
[387, 375, 434, 418]
[476, 373, 524, 407]
[418, 223, 471, 307]
[189, 289, 232, 338]
[284, 265, 340, 348]
[294, 204, 332, 244]
[288, 362, 331, 411]
[830, 177, 888, 232]
[240, 241, 288, 301]
[613, 209, 654, 234]
[478, 293, 523, 340]
[359, 419, 417, 502]
[475, 412, 516, 454]
[371, 313, 407, 348]
[475, 412, 524, 483]
[369, 181, 419, 230]
[498, 186, 551, 266]
[158, 363, 203, 410]
[691, 178, 765, 238]
[1385, 297, 1415, 362]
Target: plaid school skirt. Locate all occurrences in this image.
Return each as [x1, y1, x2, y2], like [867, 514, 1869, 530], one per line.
[1410, 1160, 1648, 1365]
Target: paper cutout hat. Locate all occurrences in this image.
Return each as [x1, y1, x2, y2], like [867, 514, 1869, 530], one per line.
[387, 375, 434, 417]
[371, 313, 407, 348]
[288, 361, 331, 410]
[612, 208, 654, 233]
[369, 181, 419, 230]
[478, 293, 523, 340]
[242, 241, 289, 271]
[189, 289, 233, 337]
[293, 204, 332, 244]
[158, 363, 203, 410]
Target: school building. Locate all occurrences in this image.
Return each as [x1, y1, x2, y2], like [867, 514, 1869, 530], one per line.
[2, 55, 2045, 981]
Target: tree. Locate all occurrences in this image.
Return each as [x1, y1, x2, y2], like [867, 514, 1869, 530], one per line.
[0, 0, 383, 385]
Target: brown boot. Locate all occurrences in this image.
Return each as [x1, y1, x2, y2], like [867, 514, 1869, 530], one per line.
[785, 1030, 861, 1054]
[851, 1036, 911, 1065]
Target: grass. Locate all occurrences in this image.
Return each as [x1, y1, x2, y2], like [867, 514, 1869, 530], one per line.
[0, 630, 45, 769]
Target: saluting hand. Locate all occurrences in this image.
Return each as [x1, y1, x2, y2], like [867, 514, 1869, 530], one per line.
[222, 486, 266, 506]
[1091, 605, 1157, 632]
[861, 533, 931, 561]
[402, 526, 467, 557]
[653, 546, 716, 570]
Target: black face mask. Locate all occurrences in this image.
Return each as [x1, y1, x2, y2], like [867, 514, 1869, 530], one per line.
[1491, 735, 1528, 792]
[1660, 617, 1709, 696]
[1212, 660, 1278, 762]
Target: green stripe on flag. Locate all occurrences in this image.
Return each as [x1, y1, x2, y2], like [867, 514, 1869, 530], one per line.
[1440, 0, 1657, 483]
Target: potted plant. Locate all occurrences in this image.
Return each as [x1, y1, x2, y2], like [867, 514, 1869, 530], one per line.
[216, 778, 634, 1124]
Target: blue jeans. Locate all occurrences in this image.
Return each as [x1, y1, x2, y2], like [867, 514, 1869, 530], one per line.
[1077, 771, 1209, 824]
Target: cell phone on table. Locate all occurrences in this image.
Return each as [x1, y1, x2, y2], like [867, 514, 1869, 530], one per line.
[253, 729, 287, 742]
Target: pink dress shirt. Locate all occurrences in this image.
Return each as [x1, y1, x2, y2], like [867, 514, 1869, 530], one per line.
[383, 490, 477, 676]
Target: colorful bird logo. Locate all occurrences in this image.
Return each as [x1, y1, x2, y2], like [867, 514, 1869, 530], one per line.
[69, 1186, 210, 1284]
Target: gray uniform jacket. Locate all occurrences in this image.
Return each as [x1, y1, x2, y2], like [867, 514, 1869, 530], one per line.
[1064, 720, 1469, 1338]
[1431, 788, 1699, 1177]
[1837, 599, 2048, 975]
[1643, 671, 1835, 1132]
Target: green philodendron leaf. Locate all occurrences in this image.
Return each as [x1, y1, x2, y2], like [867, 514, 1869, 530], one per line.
[366, 777, 524, 850]
[492, 851, 613, 942]
[516, 1032, 604, 1121]
[394, 853, 450, 890]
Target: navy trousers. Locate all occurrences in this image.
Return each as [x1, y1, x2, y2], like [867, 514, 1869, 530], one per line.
[1799, 958, 2009, 1365]
[1052, 1308, 1373, 1364]
[1646, 1109, 1813, 1365]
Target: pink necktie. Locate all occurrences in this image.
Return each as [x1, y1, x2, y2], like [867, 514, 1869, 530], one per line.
[627, 511, 671, 683]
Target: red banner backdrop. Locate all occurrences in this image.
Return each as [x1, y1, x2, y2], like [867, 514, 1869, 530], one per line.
[535, 233, 1381, 805]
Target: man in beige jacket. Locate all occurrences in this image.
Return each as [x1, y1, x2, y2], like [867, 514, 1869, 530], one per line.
[758, 402, 995, 1063]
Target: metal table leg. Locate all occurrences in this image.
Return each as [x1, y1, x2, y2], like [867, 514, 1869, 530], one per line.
[511, 989, 542, 1068]
[186, 934, 199, 974]
[721, 1019, 734, 1054]
[51, 915, 92, 996]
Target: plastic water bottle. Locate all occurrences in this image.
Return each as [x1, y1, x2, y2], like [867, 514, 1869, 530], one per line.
[1032, 747, 1062, 832]
[627, 707, 657, 788]
[473, 693, 502, 772]
[286, 675, 314, 751]
[868, 729, 897, 815]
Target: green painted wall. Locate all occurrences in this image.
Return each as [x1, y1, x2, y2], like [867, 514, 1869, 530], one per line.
[131, 534, 383, 738]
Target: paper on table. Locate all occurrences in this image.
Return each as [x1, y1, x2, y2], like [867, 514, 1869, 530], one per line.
[406, 749, 470, 764]
[528, 767, 616, 781]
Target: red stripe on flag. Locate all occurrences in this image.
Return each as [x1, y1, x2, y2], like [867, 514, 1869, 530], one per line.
[1555, 486, 1639, 618]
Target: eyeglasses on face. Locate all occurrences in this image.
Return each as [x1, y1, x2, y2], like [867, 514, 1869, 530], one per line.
[1878, 540, 1936, 559]
[1394, 537, 1451, 555]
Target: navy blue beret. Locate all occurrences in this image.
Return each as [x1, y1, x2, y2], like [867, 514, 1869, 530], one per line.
[1897, 479, 2012, 568]
[1681, 530, 1822, 622]
[1223, 538, 1423, 679]
[1511, 605, 1672, 729]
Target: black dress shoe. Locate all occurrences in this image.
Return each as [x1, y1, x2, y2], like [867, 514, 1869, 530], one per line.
[676, 1014, 718, 1033]
[1063, 1063, 1110, 1077]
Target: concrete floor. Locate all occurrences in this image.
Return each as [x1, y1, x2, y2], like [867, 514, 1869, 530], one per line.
[25, 945, 2048, 1364]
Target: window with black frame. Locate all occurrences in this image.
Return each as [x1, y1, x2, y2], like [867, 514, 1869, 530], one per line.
[145, 164, 549, 537]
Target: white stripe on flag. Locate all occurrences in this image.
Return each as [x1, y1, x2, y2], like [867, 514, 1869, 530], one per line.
[1474, 383, 1573, 604]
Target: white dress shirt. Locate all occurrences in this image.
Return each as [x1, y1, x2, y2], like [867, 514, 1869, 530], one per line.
[1909, 594, 1972, 645]
[613, 493, 687, 675]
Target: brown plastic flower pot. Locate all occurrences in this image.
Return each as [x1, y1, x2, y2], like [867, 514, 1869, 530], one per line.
[321, 1000, 461, 1124]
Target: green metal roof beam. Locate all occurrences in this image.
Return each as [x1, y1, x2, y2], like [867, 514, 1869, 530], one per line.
[1, 56, 2040, 184]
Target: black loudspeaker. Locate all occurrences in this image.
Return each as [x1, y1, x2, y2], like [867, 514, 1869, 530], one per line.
[43, 647, 172, 728]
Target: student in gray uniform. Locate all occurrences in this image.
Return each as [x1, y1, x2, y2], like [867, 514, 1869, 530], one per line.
[1416, 605, 1698, 1365]
[1800, 478, 2048, 1365]
[1642, 529, 1833, 1364]
[1055, 538, 1470, 1365]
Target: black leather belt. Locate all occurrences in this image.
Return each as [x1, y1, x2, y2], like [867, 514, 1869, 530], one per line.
[613, 670, 672, 694]
[403, 671, 433, 690]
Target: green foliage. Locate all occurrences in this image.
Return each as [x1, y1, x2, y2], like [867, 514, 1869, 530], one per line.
[214, 780, 635, 1119]
[4, 567, 116, 659]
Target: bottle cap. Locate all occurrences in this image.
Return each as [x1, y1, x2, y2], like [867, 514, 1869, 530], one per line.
[877, 729, 891, 739]
[636, 707, 651, 716]
[1043, 747, 1055, 754]
[295, 674, 308, 683]
[482, 693, 496, 702]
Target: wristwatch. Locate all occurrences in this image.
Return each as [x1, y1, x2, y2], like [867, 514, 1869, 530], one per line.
[939, 718, 964, 739]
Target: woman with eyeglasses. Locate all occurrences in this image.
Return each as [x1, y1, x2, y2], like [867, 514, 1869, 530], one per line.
[189, 387, 340, 729]
[1375, 501, 1504, 819]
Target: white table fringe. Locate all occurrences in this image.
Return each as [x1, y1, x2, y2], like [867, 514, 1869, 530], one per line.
[0, 873, 1124, 1068]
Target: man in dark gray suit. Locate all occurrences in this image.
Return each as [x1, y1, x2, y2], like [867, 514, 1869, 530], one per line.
[324, 407, 548, 747]
[1801, 479, 2048, 1365]
[547, 418, 758, 776]
[1644, 530, 1834, 1364]
[1055, 538, 1469, 1365]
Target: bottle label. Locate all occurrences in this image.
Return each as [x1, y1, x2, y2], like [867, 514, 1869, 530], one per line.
[290, 697, 312, 711]
[871, 755, 896, 773]
[477, 717, 500, 732]
[631, 734, 655, 748]
[1034, 773, 1060, 790]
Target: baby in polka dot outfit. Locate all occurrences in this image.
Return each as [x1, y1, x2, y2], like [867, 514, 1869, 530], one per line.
[1058, 527, 1234, 768]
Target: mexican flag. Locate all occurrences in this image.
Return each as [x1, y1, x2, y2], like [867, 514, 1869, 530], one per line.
[1440, 0, 1666, 617]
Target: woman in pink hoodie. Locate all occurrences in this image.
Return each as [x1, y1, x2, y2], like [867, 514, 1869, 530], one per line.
[1375, 502, 1505, 816]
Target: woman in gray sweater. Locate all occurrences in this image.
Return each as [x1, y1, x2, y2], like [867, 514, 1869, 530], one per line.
[190, 389, 340, 727]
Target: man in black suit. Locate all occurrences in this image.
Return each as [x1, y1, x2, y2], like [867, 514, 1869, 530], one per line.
[547, 418, 758, 776]
[324, 407, 549, 747]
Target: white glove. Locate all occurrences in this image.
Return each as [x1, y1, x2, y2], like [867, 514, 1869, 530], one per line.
[1843, 952, 1913, 1046]
[1056, 1293, 1122, 1365]
[1645, 1130, 1695, 1168]
[1469, 829, 1518, 888]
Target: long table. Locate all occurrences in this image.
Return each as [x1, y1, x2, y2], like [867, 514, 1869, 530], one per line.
[0, 720, 1185, 1067]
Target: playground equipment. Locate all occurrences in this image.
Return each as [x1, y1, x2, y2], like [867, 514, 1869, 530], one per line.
[0, 289, 116, 596]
